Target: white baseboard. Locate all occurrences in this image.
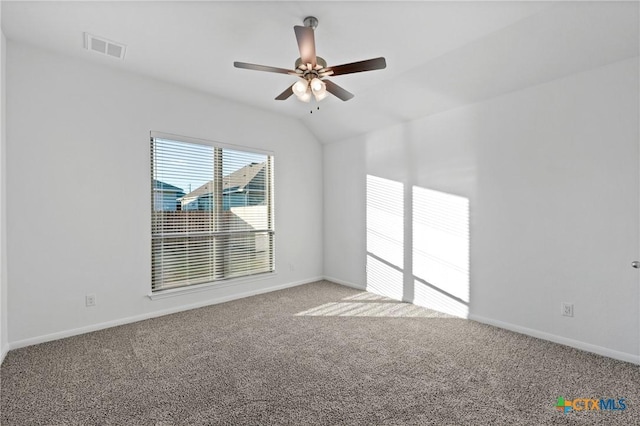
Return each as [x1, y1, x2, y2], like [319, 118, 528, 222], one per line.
[8, 277, 322, 352]
[7, 278, 637, 367]
[324, 276, 366, 291]
[1, 345, 7, 366]
[470, 314, 640, 365]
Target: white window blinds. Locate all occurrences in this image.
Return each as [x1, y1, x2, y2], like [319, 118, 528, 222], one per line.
[151, 134, 274, 292]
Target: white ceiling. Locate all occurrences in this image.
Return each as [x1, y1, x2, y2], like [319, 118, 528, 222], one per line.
[2, 1, 638, 143]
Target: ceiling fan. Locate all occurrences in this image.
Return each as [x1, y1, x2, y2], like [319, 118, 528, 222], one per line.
[234, 16, 386, 103]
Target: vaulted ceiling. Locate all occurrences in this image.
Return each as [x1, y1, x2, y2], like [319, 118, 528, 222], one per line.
[2, 1, 638, 143]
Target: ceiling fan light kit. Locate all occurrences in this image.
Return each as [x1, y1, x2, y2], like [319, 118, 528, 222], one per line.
[234, 16, 386, 105]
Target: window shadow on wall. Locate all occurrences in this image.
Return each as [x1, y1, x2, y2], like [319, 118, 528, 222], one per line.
[412, 186, 469, 318]
[366, 175, 405, 300]
[364, 175, 470, 318]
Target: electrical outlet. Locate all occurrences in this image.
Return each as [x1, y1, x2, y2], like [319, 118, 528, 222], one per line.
[561, 302, 573, 317]
[289, 263, 295, 272]
[86, 294, 96, 307]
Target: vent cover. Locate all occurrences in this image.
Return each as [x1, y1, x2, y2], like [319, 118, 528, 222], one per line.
[84, 33, 126, 60]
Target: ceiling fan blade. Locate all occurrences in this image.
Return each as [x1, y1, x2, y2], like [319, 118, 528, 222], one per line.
[325, 57, 386, 76]
[294, 26, 316, 67]
[234, 61, 298, 76]
[275, 85, 294, 100]
[324, 80, 354, 101]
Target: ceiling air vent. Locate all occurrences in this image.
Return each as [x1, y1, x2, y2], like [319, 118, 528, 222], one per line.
[84, 33, 126, 60]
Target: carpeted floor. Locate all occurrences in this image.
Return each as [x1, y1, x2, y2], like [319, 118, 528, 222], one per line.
[1, 280, 639, 425]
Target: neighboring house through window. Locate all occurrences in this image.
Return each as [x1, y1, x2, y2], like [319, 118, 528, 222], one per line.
[179, 162, 267, 211]
[153, 180, 186, 211]
[150, 132, 274, 292]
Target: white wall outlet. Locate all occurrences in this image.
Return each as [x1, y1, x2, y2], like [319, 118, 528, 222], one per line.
[289, 263, 295, 272]
[86, 294, 97, 307]
[561, 302, 573, 317]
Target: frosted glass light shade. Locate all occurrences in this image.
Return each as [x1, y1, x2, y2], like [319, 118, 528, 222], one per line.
[310, 78, 323, 92]
[298, 89, 312, 102]
[292, 80, 309, 97]
[313, 90, 328, 101]
[311, 78, 327, 99]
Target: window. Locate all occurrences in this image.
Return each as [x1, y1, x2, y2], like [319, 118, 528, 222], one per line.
[150, 133, 274, 292]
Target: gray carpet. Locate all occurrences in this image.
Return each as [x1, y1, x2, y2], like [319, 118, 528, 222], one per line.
[1, 280, 639, 425]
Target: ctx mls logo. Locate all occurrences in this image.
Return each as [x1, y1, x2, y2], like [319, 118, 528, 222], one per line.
[556, 397, 627, 413]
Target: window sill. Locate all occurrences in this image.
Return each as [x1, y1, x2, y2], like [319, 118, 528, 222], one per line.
[147, 272, 277, 301]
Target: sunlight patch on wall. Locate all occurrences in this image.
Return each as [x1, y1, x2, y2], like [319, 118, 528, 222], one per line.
[413, 282, 468, 318]
[366, 256, 404, 300]
[366, 175, 404, 300]
[412, 187, 469, 318]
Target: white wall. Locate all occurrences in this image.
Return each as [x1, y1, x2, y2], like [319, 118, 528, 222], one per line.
[0, 7, 7, 364]
[324, 57, 640, 363]
[6, 41, 323, 346]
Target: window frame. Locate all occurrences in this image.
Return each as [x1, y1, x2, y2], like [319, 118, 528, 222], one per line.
[149, 131, 275, 296]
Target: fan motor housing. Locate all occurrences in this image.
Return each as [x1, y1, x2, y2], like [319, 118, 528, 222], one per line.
[295, 56, 327, 70]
